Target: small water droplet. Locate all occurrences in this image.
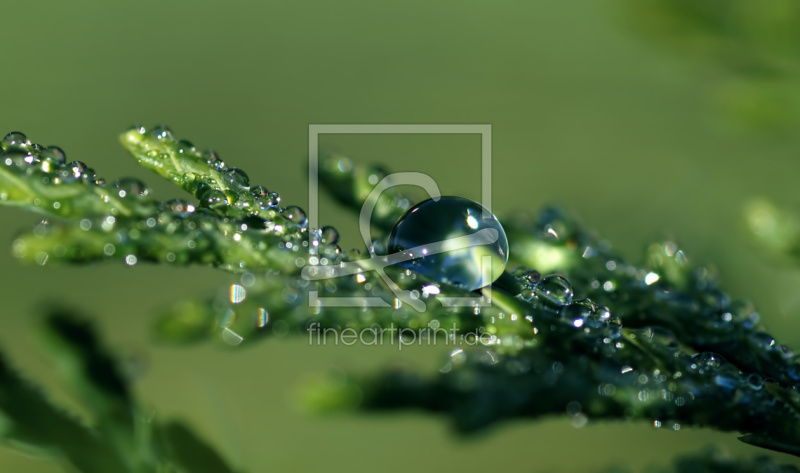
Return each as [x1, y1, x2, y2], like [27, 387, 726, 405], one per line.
[560, 300, 593, 327]
[150, 125, 173, 141]
[746, 373, 764, 390]
[640, 326, 679, 352]
[751, 332, 776, 351]
[176, 139, 195, 154]
[41, 146, 67, 169]
[199, 189, 229, 209]
[113, 178, 151, 198]
[81, 168, 97, 182]
[701, 288, 730, 310]
[67, 161, 88, 179]
[534, 275, 573, 307]
[522, 269, 541, 286]
[251, 186, 280, 209]
[691, 352, 723, 372]
[224, 168, 250, 188]
[203, 149, 225, 170]
[780, 344, 794, 360]
[282, 205, 307, 227]
[318, 226, 339, 245]
[3, 131, 27, 147]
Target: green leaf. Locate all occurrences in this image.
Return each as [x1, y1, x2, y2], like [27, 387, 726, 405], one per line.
[40, 311, 134, 428]
[158, 421, 237, 473]
[0, 347, 128, 472]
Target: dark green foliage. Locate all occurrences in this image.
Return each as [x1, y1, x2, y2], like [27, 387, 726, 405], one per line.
[0, 312, 237, 473]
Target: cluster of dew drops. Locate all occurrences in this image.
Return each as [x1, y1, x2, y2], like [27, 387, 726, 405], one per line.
[0, 131, 151, 203]
[6, 128, 794, 426]
[2, 127, 347, 271]
[496, 225, 800, 430]
[497, 265, 626, 370]
[135, 127, 349, 270]
[138, 125, 346, 252]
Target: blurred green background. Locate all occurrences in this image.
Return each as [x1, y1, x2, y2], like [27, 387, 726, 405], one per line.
[3, 0, 800, 471]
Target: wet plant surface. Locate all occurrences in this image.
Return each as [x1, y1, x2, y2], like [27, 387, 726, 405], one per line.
[2, 127, 800, 472]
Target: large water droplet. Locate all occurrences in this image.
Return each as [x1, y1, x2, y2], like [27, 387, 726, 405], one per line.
[534, 275, 573, 307]
[387, 197, 508, 291]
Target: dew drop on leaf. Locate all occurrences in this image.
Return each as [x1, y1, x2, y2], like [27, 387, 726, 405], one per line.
[534, 275, 573, 307]
[560, 301, 593, 327]
[68, 161, 88, 179]
[113, 178, 151, 198]
[387, 197, 508, 291]
[176, 139, 195, 154]
[282, 205, 307, 228]
[199, 189, 229, 209]
[747, 373, 765, 390]
[41, 146, 66, 166]
[203, 149, 225, 170]
[150, 125, 173, 141]
[318, 226, 339, 245]
[3, 131, 27, 146]
[251, 185, 280, 209]
[224, 168, 250, 188]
